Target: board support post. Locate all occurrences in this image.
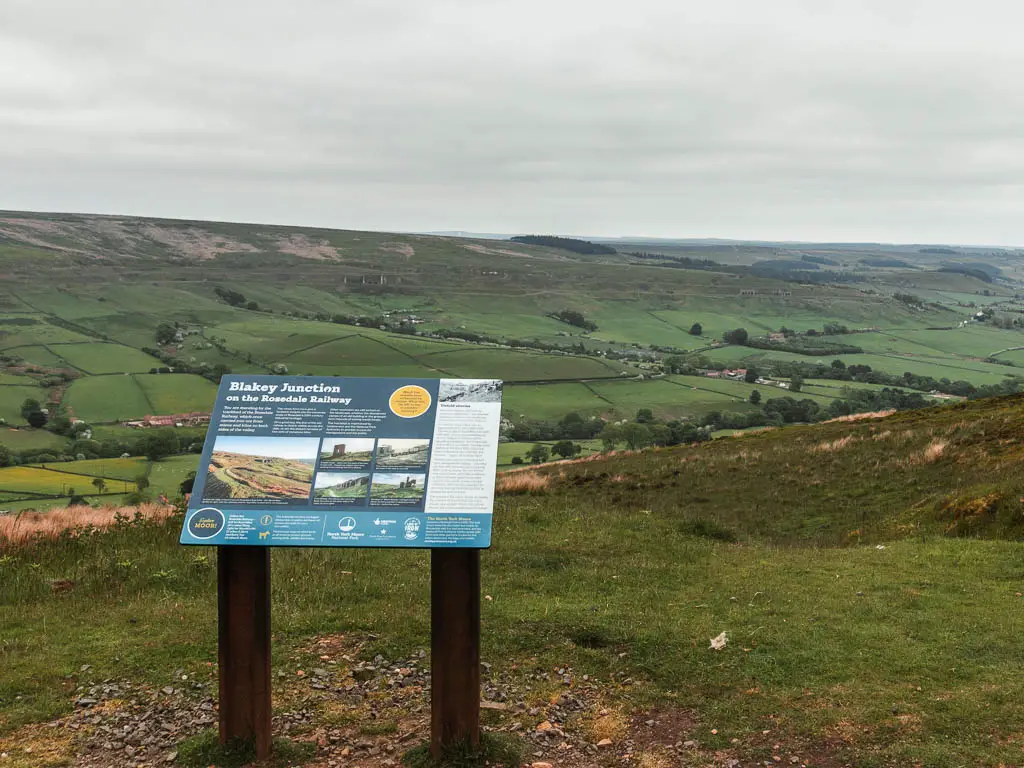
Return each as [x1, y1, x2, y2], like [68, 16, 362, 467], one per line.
[430, 548, 482, 760]
[217, 546, 273, 759]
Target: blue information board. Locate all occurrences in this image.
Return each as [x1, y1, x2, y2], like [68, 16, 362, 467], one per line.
[180, 375, 503, 548]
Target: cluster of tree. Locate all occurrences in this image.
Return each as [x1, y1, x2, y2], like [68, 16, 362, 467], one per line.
[938, 266, 994, 283]
[0, 427, 201, 469]
[628, 252, 864, 285]
[626, 252, 724, 271]
[893, 292, 925, 308]
[859, 257, 911, 268]
[548, 309, 598, 332]
[214, 286, 258, 310]
[512, 440, 583, 465]
[700, 386, 931, 432]
[19, 398, 48, 428]
[598, 409, 711, 450]
[746, 261, 866, 284]
[920, 247, 958, 255]
[505, 412, 606, 442]
[510, 235, 616, 255]
[747, 336, 863, 356]
[723, 328, 749, 345]
[155, 322, 182, 346]
[800, 254, 839, 265]
[141, 347, 232, 383]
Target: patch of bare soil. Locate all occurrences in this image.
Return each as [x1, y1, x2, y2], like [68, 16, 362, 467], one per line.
[461, 243, 540, 259]
[0, 214, 261, 261]
[0, 636, 855, 768]
[276, 234, 344, 261]
[138, 224, 259, 260]
[378, 243, 415, 259]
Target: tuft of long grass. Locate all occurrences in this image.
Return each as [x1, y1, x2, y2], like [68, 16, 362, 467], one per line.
[0, 503, 175, 547]
[494, 471, 550, 494]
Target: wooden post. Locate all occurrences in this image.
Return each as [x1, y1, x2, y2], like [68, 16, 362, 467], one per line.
[217, 546, 272, 759]
[430, 548, 481, 760]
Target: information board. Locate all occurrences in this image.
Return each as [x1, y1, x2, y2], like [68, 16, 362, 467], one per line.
[180, 375, 502, 548]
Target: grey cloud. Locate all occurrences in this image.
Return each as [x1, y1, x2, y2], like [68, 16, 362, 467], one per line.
[1, 0, 1023, 242]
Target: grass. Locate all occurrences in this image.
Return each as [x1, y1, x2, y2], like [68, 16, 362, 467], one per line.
[64, 374, 151, 423]
[176, 729, 315, 768]
[402, 733, 522, 768]
[134, 373, 218, 414]
[0, 428, 68, 452]
[0, 465, 139, 497]
[0, 384, 45, 425]
[24, 457, 148, 481]
[3, 397, 1024, 765]
[2, 346, 69, 369]
[47, 343, 161, 374]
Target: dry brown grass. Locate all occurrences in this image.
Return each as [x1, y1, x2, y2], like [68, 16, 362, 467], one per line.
[0, 503, 174, 547]
[824, 409, 896, 424]
[812, 436, 858, 453]
[588, 708, 628, 743]
[636, 751, 673, 768]
[912, 439, 949, 465]
[494, 471, 551, 494]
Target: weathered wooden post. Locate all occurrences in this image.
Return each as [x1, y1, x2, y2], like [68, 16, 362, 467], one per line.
[217, 546, 272, 759]
[430, 548, 481, 759]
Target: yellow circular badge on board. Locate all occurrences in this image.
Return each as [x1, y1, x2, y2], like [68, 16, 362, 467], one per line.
[389, 385, 431, 418]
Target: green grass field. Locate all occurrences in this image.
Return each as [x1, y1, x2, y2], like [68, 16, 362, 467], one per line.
[49, 343, 162, 374]
[3, 345, 70, 369]
[147, 454, 201, 498]
[64, 375, 152, 423]
[134, 374, 218, 414]
[0, 428, 68, 452]
[24, 457, 149, 482]
[0, 466, 133, 497]
[0, 384, 46, 425]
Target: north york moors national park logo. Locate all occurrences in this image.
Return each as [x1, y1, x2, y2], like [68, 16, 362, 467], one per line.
[188, 508, 225, 539]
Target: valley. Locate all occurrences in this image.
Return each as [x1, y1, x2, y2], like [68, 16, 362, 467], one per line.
[1, 210, 1023, 513]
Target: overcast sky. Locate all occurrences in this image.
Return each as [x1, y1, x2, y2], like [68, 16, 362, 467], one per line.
[2, 1, 1023, 244]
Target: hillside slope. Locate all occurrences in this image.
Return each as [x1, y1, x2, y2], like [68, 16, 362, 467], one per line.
[504, 394, 1024, 545]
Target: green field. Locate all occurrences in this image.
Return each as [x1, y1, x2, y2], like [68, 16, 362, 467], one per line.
[0, 384, 46, 425]
[0, 428, 68, 452]
[146, 454, 201, 498]
[25, 457, 149, 481]
[64, 375, 152, 423]
[502, 381, 609, 419]
[134, 374, 218, 414]
[0, 465, 136, 497]
[3, 345, 70, 369]
[49, 343, 161, 374]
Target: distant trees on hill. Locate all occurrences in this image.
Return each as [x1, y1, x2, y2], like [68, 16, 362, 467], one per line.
[214, 286, 258, 309]
[723, 328, 749, 345]
[549, 309, 598, 331]
[511, 235, 616, 255]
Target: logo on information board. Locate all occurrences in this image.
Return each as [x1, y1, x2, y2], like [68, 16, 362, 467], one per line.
[188, 508, 225, 539]
[339, 516, 357, 532]
[403, 517, 421, 540]
[389, 385, 431, 418]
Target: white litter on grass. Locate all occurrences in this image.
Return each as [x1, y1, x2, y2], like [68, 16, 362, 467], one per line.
[709, 631, 728, 651]
[876, 545, 887, 550]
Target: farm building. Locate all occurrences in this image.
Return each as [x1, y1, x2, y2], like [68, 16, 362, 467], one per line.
[123, 412, 211, 428]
